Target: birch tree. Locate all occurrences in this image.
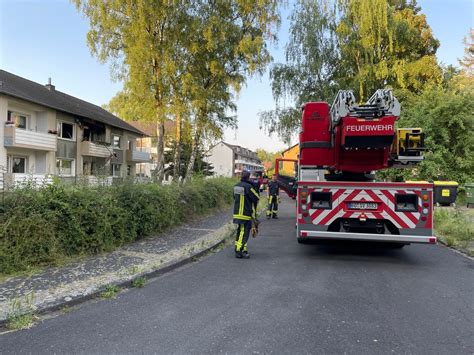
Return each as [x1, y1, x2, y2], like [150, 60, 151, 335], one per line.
[74, 0, 192, 182]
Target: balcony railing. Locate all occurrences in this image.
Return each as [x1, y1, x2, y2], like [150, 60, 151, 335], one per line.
[81, 141, 113, 158]
[127, 149, 152, 162]
[3, 126, 57, 151]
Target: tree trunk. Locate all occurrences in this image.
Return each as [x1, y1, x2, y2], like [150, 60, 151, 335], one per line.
[173, 111, 182, 182]
[155, 120, 165, 183]
[184, 123, 201, 183]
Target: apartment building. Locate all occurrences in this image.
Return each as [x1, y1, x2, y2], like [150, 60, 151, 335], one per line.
[0, 70, 150, 188]
[129, 120, 175, 178]
[205, 141, 263, 177]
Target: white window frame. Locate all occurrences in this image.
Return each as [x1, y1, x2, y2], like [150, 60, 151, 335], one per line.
[112, 163, 121, 177]
[112, 135, 122, 149]
[8, 111, 29, 130]
[9, 155, 28, 174]
[56, 159, 75, 176]
[57, 121, 76, 141]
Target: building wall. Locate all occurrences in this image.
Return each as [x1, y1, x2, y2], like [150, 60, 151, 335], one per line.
[206, 142, 234, 177]
[1, 95, 57, 175]
[281, 144, 299, 175]
[0, 95, 146, 180]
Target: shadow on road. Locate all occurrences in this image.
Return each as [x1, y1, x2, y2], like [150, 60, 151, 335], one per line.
[296, 240, 425, 265]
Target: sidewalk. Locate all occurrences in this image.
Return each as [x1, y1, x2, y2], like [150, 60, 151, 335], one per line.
[0, 210, 233, 323]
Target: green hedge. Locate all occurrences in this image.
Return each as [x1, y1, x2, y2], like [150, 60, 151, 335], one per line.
[0, 178, 235, 274]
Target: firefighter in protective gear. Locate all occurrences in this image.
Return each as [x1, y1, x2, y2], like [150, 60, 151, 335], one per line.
[233, 171, 260, 258]
[267, 174, 280, 219]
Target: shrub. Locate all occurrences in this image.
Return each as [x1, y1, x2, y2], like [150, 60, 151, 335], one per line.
[0, 177, 235, 274]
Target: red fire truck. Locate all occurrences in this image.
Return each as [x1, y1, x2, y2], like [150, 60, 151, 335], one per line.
[295, 90, 435, 247]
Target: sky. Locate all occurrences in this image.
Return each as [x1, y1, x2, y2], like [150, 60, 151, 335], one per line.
[0, 0, 472, 152]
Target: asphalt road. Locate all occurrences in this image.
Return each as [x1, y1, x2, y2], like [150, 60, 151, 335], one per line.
[2, 197, 473, 354]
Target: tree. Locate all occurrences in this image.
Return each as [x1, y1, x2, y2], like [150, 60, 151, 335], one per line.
[459, 29, 474, 76]
[181, 1, 280, 182]
[259, 0, 339, 144]
[255, 148, 280, 175]
[378, 87, 474, 183]
[261, 0, 444, 143]
[164, 139, 214, 178]
[336, 0, 442, 101]
[74, 0, 194, 182]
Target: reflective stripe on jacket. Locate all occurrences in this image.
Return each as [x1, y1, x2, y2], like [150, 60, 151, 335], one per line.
[233, 180, 259, 223]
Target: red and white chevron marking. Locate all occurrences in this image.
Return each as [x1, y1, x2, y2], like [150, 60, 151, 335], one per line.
[309, 188, 422, 229]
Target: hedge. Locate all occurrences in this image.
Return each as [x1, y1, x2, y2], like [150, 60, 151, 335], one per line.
[0, 177, 235, 274]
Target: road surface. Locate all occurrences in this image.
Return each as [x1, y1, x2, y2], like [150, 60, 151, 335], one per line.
[1, 196, 473, 354]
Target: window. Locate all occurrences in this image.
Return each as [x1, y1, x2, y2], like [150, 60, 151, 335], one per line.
[57, 159, 74, 176]
[112, 135, 122, 149]
[112, 164, 121, 177]
[8, 111, 28, 129]
[11, 156, 26, 173]
[58, 122, 75, 140]
[127, 165, 132, 176]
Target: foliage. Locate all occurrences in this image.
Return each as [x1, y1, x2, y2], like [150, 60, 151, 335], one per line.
[459, 29, 473, 76]
[435, 208, 473, 256]
[255, 148, 281, 175]
[76, 0, 280, 182]
[0, 178, 235, 274]
[261, 0, 442, 142]
[74, 0, 196, 181]
[378, 84, 474, 183]
[100, 284, 120, 299]
[132, 277, 146, 288]
[337, 0, 441, 101]
[260, 0, 339, 144]
[165, 139, 214, 178]
[6, 292, 36, 330]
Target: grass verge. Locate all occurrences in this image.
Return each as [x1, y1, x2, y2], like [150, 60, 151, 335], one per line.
[434, 207, 474, 256]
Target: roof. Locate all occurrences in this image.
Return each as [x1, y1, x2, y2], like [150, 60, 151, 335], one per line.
[0, 70, 145, 136]
[129, 120, 175, 137]
[219, 141, 260, 161]
[281, 143, 298, 155]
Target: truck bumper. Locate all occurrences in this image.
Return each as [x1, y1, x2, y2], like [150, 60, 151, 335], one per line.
[298, 230, 436, 244]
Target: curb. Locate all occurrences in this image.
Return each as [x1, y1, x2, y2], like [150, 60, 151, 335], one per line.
[0, 225, 233, 330]
[436, 236, 474, 261]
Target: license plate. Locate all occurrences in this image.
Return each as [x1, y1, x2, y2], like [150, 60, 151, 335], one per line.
[348, 202, 378, 210]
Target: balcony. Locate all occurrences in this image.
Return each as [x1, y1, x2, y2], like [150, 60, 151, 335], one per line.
[81, 141, 113, 158]
[2, 173, 54, 190]
[4, 126, 57, 151]
[127, 149, 152, 162]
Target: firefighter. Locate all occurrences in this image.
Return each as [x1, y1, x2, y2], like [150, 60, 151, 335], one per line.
[233, 171, 260, 258]
[266, 174, 280, 219]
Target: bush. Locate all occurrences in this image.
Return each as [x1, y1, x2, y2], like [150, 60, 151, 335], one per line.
[0, 177, 235, 274]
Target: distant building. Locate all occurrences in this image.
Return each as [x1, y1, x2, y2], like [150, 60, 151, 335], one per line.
[205, 141, 263, 177]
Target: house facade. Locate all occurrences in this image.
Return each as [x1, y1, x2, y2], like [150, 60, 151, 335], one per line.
[128, 120, 175, 178]
[205, 141, 263, 177]
[280, 143, 299, 175]
[0, 70, 150, 188]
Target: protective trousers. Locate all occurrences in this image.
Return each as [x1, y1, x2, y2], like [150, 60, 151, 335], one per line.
[235, 221, 251, 253]
[267, 195, 278, 217]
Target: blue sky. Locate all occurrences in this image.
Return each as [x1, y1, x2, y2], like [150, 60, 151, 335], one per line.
[1, 0, 472, 151]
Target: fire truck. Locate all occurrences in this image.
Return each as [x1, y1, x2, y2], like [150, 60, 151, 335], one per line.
[294, 89, 435, 247]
